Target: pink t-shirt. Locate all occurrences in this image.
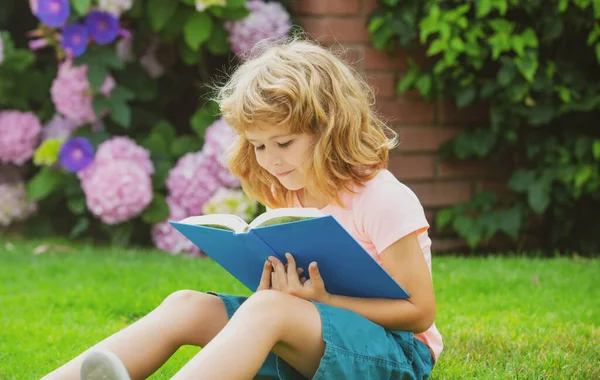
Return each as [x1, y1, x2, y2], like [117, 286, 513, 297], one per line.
[292, 169, 443, 362]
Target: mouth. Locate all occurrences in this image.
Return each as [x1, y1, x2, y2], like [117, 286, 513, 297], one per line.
[275, 170, 294, 177]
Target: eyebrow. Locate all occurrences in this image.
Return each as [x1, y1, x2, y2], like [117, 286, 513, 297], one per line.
[246, 134, 292, 143]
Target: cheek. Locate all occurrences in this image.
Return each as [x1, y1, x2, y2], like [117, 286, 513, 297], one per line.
[254, 152, 267, 169]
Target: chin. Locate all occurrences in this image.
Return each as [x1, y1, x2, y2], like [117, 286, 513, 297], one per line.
[278, 179, 304, 191]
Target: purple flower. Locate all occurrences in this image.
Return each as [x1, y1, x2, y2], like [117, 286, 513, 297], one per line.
[59, 137, 94, 173]
[36, 0, 70, 28]
[85, 11, 119, 45]
[61, 23, 89, 58]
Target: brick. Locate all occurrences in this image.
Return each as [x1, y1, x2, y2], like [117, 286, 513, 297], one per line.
[407, 181, 472, 207]
[376, 99, 436, 125]
[364, 47, 409, 71]
[363, 0, 380, 15]
[395, 127, 462, 152]
[292, 0, 360, 15]
[388, 155, 436, 180]
[439, 99, 490, 126]
[366, 73, 396, 99]
[438, 159, 507, 179]
[297, 17, 370, 44]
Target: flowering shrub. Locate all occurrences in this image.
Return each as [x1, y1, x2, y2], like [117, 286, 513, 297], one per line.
[0, 0, 293, 253]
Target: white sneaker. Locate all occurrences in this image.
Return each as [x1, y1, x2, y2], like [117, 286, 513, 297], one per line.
[80, 349, 132, 380]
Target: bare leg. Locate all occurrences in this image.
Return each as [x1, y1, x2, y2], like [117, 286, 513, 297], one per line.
[172, 290, 326, 380]
[42, 290, 229, 380]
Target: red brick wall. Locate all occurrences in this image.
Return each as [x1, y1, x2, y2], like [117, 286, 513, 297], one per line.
[292, 0, 495, 252]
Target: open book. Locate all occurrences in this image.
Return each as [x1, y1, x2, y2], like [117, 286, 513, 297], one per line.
[170, 208, 409, 299]
[177, 207, 324, 233]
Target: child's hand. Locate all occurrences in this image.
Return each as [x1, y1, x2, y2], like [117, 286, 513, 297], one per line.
[267, 253, 331, 304]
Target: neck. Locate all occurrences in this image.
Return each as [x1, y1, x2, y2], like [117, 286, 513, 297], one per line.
[297, 189, 329, 209]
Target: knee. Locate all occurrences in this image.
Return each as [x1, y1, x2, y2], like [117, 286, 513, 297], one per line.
[238, 290, 295, 326]
[159, 290, 219, 319]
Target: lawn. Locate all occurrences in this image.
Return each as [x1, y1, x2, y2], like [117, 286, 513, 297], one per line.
[1, 237, 599, 379]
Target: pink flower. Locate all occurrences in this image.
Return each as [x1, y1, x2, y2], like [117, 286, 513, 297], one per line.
[202, 117, 240, 188]
[80, 136, 154, 180]
[0, 110, 42, 166]
[166, 152, 220, 216]
[0, 36, 4, 65]
[50, 59, 115, 126]
[224, 0, 291, 57]
[151, 196, 204, 256]
[0, 165, 37, 227]
[80, 160, 153, 225]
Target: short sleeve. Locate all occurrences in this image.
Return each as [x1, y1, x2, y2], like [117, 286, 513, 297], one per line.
[355, 181, 429, 254]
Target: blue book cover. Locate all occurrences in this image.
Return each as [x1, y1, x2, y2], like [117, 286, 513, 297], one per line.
[169, 211, 410, 300]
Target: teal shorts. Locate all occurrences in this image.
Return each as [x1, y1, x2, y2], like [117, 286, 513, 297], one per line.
[208, 292, 434, 380]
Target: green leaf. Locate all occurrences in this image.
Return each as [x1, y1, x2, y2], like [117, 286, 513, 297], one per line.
[93, 95, 111, 118]
[191, 103, 220, 139]
[508, 169, 536, 192]
[497, 60, 516, 86]
[87, 64, 109, 92]
[415, 75, 432, 97]
[596, 43, 600, 63]
[69, 217, 90, 238]
[558, 0, 569, 12]
[521, 28, 539, 48]
[151, 160, 174, 191]
[71, 0, 91, 15]
[152, 120, 177, 142]
[141, 193, 170, 224]
[488, 19, 514, 34]
[476, 0, 493, 18]
[593, 140, 600, 159]
[594, 0, 600, 18]
[26, 167, 64, 202]
[574, 165, 594, 189]
[427, 39, 446, 56]
[436, 208, 454, 229]
[207, 24, 230, 55]
[67, 195, 87, 215]
[184, 12, 214, 51]
[497, 207, 521, 240]
[455, 85, 476, 108]
[514, 52, 539, 83]
[110, 86, 135, 102]
[396, 64, 420, 93]
[109, 100, 132, 128]
[528, 179, 551, 214]
[147, 0, 178, 32]
[527, 105, 554, 125]
[170, 135, 204, 157]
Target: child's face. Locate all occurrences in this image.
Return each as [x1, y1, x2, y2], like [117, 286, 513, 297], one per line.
[245, 124, 315, 191]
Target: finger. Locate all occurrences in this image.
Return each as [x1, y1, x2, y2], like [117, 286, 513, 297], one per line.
[297, 267, 304, 276]
[285, 253, 301, 286]
[308, 262, 324, 288]
[270, 256, 287, 287]
[300, 277, 307, 285]
[257, 260, 272, 291]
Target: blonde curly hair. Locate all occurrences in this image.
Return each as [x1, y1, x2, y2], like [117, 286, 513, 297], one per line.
[215, 37, 398, 209]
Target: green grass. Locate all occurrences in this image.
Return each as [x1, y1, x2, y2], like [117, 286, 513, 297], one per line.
[1, 238, 599, 379]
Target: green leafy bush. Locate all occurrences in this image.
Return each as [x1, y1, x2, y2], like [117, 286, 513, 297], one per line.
[369, 0, 600, 253]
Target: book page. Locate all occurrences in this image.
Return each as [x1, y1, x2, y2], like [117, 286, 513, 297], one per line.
[177, 214, 249, 233]
[249, 208, 324, 229]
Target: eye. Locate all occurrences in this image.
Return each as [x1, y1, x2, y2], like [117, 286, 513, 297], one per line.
[254, 145, 265, 151]
[277, 140, 293, 148]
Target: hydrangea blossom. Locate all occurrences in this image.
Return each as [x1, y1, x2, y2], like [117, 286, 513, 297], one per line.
[86, 136, 154, 177]
[224, 0, 291, 57]
[166, 152, 221, 216]
[80, 160, 153, 225]
[151, 197, 203, 256]
[0, 165, 37, 227]
[97, 0, 134, 17]
[202, 188, 258, 222]
[41, 114, 79, 141]
[50, 59, 115, 125]
[202, 118, 240, 188]
[0, 111, 42, 166]
[0, 36, 4, 65]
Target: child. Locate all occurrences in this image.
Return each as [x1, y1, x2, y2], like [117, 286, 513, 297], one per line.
[43, 38, 443, 380]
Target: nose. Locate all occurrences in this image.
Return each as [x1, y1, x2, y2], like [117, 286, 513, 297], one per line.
[266, 150, 282, 168]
